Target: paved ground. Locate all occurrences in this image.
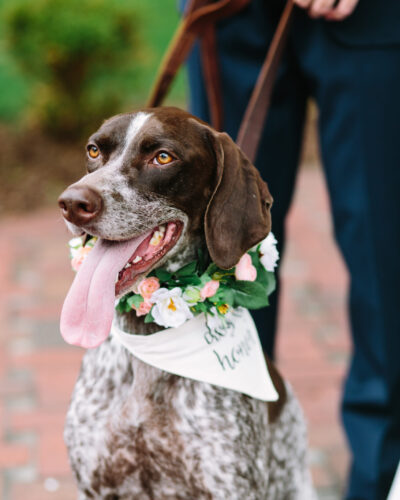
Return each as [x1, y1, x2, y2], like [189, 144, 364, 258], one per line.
[0, 164, 350, 499]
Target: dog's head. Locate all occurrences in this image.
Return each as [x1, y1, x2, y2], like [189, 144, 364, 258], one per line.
[59, 107, 272, 346]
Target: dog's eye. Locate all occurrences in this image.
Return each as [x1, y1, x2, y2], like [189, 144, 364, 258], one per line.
[154, 151, 174, 165]
[87, 145, 100, 159]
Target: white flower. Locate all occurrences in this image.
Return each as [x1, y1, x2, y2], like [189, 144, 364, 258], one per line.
[259, 232, 279, 271]
[150, 287, 193, 328]
[68, 236, 97, 259]
[68, 236, 84, 259]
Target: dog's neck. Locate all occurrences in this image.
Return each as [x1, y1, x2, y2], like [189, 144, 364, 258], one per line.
[115, 311, 161, 336]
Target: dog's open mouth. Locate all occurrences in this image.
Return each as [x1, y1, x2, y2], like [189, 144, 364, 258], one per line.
[60, 220, 184, 349]
[115, 221, 183, 297]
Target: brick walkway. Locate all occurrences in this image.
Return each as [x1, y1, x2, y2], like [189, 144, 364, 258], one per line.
[0, 165, 350, 499]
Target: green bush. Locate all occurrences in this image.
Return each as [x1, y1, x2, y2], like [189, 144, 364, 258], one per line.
[2, 0, 142, 139]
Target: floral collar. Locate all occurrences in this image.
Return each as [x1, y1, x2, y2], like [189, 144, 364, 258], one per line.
[68, 233, 279, 330]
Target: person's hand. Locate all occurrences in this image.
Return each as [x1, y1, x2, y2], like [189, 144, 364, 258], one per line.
[293, 0, 360, 21]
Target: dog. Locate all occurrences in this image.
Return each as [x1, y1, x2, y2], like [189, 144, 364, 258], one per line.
[58, 107, 315, 499]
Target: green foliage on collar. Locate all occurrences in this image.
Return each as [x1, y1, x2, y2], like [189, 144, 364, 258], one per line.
[116, 246, 276, 322]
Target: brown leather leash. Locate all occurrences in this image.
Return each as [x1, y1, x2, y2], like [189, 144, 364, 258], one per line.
[147, 0, 295, 164]
[236, 0, 295, 163]
[147, 0, 251, 112]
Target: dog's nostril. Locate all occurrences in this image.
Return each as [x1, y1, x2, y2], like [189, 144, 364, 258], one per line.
[58, 200, 67, 211]
[78, 202, 91, 213]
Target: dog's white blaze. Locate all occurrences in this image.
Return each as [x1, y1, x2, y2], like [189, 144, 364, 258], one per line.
[106, 112, 152, 171]
[124, 112, 151, 149]
[121, 112, 151, 161]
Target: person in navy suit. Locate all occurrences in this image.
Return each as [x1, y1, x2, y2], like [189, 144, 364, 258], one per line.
[185, 0, 400, 498]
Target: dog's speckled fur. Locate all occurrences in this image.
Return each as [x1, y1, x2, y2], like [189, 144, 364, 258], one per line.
[66, 337, 314, 500]
[61, 108, 316, 499]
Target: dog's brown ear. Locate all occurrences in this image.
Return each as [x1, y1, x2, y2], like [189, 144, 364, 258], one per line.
[205, 131, 273, 269]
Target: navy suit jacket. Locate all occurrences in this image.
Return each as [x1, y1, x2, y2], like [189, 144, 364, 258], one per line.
[326, 0, 400, 46]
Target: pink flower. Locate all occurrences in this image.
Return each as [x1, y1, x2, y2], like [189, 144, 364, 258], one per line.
[133, 300, 152, 317]
[200, 280, 220, 300]
[235, 254, 257, 281]
[71, 246, 92, 272]
[138, 277, 160, 300]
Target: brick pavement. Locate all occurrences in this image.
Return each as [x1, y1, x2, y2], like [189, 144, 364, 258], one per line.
[0, 164, 350, 499]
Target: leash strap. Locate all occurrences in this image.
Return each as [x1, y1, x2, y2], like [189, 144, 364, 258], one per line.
[200, 23, 224, 131]
[146, 0, 295, 162]
[236, 0, 295, 163]
[147, 0, 251, 111]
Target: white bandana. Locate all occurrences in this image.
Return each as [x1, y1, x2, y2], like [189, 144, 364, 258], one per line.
[111, 307, 278, 402]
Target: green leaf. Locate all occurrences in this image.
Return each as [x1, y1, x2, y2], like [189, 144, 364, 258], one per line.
[194, 302, 208, 313]
[144, 311, 155, 323]
[231, 280, 269, 309]
[115, 301, 128, 313]
[255, 267, 276, 296]
[255, 262, 269, 287]
[176, 260, 197, 277]
[116, 295, 133, 313]
[213, 287, 235, 306]
[218, 274, 235, 287]
[250, 251, 276, 295]
[205, 262, 218, 276]
[155, 268, 172, 282]
[127, 294, 143, 308]
[265, 271, 276, 296]
[174, 276, 201, 286]
[197, 248, 209, 274]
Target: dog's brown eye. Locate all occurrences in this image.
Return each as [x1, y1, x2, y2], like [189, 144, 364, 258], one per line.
[87, 145, 100, 159]
[155, 151, 173, 165]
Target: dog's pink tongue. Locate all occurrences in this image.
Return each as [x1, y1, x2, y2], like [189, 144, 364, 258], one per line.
[60, 234, 149, 348]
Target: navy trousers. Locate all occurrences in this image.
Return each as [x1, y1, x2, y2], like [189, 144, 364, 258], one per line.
[185, 2, 400, 499]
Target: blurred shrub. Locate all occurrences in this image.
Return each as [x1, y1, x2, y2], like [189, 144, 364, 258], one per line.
[2, 0, 142, 139]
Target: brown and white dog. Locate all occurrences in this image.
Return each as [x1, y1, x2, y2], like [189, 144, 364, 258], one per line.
[58, 107, 315, 499]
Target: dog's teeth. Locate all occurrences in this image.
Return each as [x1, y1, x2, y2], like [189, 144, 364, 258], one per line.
[124, 263, 132, 269]
[150, 225, 166, 247]
[132, 256, 142, 264]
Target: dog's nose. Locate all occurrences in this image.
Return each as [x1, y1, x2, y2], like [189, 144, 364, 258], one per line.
[58, 186, 102, 226]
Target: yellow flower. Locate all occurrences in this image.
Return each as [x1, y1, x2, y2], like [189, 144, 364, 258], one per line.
[217, 304, 229, 315]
